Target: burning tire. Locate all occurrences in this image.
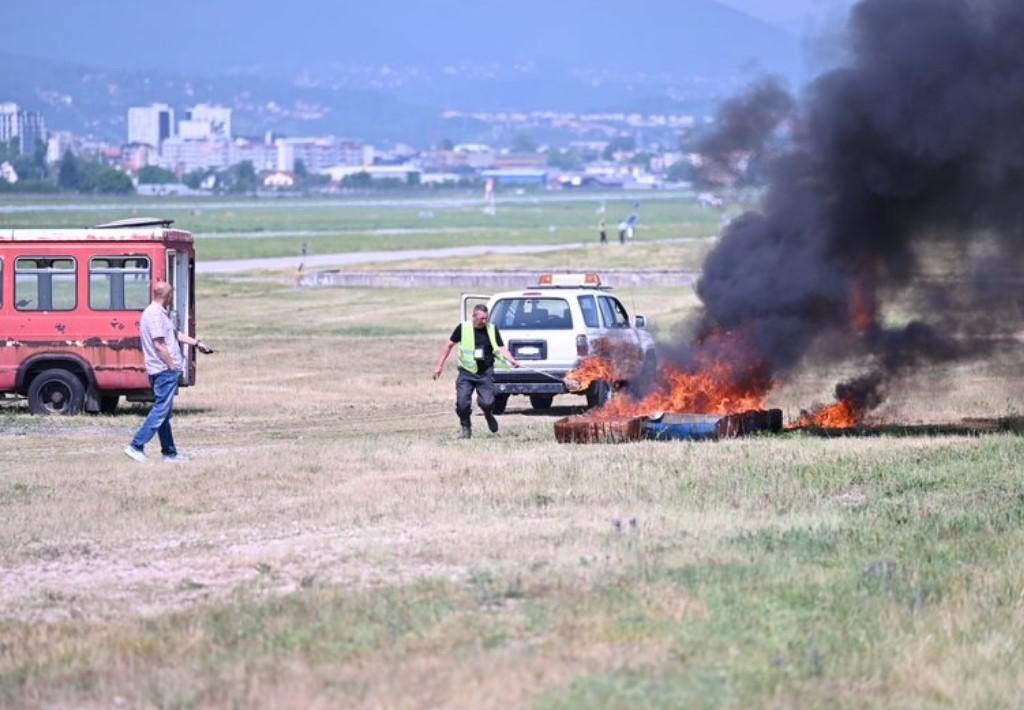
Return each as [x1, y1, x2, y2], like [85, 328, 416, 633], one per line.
[27, 368, 85, 416]
[585, 380, 611, 409]
[529, 394, 554, 410]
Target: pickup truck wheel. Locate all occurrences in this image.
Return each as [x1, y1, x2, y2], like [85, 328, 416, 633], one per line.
[492, 394, 509, 415]
[99, 395, 120, 415]
[585, 380, 611, 409]
[27, 369, 85, 416]
[529, 394, 554, 410]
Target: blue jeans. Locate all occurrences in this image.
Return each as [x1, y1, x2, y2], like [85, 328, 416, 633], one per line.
[130, 370, 179, 455]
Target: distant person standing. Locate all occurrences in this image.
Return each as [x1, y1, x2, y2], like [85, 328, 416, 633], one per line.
[599, 219, 608, 244]
[618, 220, 627, 244]
[433, 304, 520, 439]
[124, 282, 214, 463]
[625, 212, 638, 240]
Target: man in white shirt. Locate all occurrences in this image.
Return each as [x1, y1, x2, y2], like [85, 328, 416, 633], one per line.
[124, 281, 213, 463]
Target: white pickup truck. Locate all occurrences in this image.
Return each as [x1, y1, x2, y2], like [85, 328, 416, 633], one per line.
[461, 273, 656, 413]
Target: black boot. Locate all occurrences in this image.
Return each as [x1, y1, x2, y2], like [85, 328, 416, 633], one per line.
[484, 410, 499, 433]
[459, 416, 472, 439]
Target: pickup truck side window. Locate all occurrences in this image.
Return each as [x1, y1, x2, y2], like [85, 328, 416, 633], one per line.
[577, 295, 600, 328]
[598, 296, 629, 328]
[15, 257, 77, 311]
[610, 297, 630, 326]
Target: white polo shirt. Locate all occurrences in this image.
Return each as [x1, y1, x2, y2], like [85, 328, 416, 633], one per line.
[139, 302, 183, 376]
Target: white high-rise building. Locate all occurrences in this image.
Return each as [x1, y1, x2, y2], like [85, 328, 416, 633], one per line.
[186, 104, 232, 139]
[276, 137, 368, 173]
[127, 103, 174, 149]
[178, 120, 213, 140]
[158, 136, 231, 174]
[0, 103, 47, 155]
[46, 131, 74, 163]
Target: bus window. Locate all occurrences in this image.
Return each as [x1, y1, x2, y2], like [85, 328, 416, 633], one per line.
[15, 257, 76, 311]
[0, 258, 3, 308]
[90, 256, 151, 310]
[167, 250, 177, 291]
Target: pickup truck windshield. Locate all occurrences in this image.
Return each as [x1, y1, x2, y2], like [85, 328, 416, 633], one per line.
[491, 298, 573, 330]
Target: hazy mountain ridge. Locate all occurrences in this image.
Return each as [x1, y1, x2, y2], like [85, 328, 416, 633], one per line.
[3, 0, 802, 143]
[0, 52, 477, 144]
[8, 0, 799, 80]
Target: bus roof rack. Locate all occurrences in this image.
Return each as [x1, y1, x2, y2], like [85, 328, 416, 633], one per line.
[93, 217, 175, 229]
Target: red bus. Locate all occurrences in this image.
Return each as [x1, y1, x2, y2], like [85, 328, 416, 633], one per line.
[0, 218, 195, 415]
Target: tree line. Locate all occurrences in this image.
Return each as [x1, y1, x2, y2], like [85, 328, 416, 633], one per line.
[0, 140, 135, 194]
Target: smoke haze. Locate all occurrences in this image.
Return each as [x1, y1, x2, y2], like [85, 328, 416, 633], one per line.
[686, 0, 1024, 412]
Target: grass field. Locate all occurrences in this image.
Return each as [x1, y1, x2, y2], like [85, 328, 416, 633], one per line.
[339, 238, 717, 273]
[2, 271, 1024, 707]
[0, 193, 728, 263]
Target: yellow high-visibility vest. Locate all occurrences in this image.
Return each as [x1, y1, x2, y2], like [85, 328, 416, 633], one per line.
[458, 321, 508, 373]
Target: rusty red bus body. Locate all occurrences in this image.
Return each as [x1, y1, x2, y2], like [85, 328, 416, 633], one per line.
[0, 224, 195, 414]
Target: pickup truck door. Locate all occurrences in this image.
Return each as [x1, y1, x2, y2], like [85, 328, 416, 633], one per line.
[598, 295, 643, 371]
[460, 293, 490, 321]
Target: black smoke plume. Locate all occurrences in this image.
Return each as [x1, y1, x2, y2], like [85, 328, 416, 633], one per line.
[697, 78, 794, 182]
[686, 0, 1024, 412]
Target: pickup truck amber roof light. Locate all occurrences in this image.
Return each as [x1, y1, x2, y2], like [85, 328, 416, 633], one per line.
[536, 273, 602, 287]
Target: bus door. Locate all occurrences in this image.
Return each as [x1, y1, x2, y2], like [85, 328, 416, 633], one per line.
[165, 249, 194, 385]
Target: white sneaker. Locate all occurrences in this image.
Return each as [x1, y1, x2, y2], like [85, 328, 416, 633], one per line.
[124, 446, 148, 463]
[162, 454, 189, 463]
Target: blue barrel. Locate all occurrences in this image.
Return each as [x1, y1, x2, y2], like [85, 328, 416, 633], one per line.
[644, 414, 721, 441]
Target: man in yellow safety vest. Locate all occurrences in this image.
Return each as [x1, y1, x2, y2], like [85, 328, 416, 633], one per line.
[433, 303, 520, 438]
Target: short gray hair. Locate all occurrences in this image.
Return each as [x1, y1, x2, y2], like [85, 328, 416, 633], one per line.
[473, 304, 489, 315]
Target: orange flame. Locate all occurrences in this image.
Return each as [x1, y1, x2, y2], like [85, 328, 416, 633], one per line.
[568, 331, 874, 431]
[788, 399, 865, 430]
[565, 357, 619, 392]
[590, 360, 772, 421]
[570, 331, 775, 422]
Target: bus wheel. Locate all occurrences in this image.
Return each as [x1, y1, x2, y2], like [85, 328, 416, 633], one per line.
[492, 394, 509, 415]
[27, 369, 85, 416]
[99, 395, 120, 415]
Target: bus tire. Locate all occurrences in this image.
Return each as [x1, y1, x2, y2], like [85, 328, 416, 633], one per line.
[27, 369, 85, 416]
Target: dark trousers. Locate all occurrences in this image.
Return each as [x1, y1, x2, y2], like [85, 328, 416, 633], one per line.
[456, 367, 495, 425]
[130, 370, 179, 455]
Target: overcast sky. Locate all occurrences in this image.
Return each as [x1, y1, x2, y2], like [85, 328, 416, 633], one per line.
[720, 0, 854, 32]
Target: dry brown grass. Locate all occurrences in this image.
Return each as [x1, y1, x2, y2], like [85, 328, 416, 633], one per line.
[2, 280, 1023, 708]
